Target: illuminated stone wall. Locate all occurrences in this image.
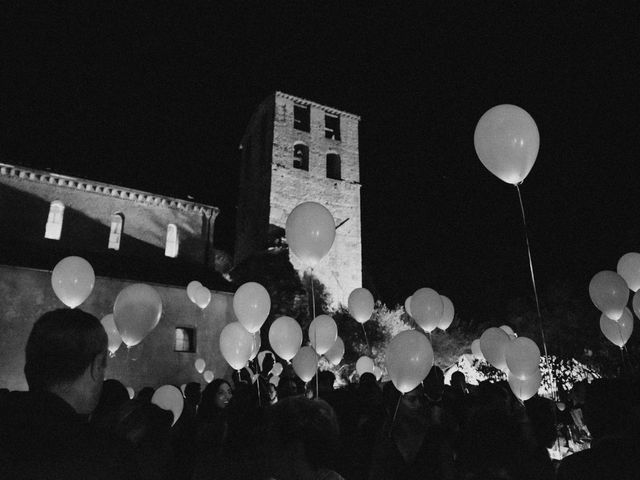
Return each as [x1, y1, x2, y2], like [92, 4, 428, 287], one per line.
[236, 92, 363, 307]
[0, 265, 235, 392]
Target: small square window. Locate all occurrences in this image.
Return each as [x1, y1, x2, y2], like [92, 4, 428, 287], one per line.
[174, 327, 196, 352]
[325, 114, 341, 141]
[294, 104, 310, 132]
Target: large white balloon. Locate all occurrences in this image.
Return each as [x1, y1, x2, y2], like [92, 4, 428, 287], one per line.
[411, 288, 444, 333]
[600, 308, 634, 348]
[480, 327, 510, 370]
[291, 346, 318, 383]
[151, 385, 184, 426]
[589, 271, 629, 321]
[233, 282, 271, 334]
[617, 253, 640, 292]
[386, 330, 434, 393]
[269, 316, 303, 362]
[51, 256, 95, 308]
[308, 315, 338, 355]
[219, 322, 254, 370]
[113, 284, 163, 347]
[348, 288, 375, 324]
[474, 104, 540, 185]
[285, 202, 336, 267]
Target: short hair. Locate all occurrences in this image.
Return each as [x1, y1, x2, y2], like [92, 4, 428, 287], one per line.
[24, 309, 107, 391]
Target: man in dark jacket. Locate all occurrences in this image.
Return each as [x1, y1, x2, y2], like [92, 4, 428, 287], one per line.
[0, 308, 137, 479]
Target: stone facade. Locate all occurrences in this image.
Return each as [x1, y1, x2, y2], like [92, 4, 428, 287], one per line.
[236, 92, 362, 306]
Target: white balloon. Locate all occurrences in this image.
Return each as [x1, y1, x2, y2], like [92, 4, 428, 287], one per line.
[151, 385, 184, 426]
[356, 356, 375, 377]
[195, 358, 206, 374]
[187, 281, 202, 304]
[308, 315, 338, 355]
[437, 295, 455, 330]
[508, 369, 542, 401]
[480, 327, 510, 370]
[203, 370, 214, 383]
[617, 252, 640, 292]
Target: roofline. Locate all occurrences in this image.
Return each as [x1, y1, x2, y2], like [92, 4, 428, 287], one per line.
[275, 91, 361, 121]
[0, 162, 219, 217]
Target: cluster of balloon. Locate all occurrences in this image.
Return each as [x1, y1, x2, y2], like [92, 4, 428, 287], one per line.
[308, 315, 338, 355]
[324, 337, 345, 365]
[477, 326, 542, 401]
[292, 346, 319, 383]
[356, 356, 375, 377]
[151, 385, 184, 426]
[113, 284, 163, 348]
[187, 281, 211, 310]
[285, 202, 336, 267]
[51, 256, 95, 308]
[405, 290, 455, 333]
[348, 288, 375, 324]
[590, 256, 639, 349]
[219, 322, 254, 370]
[474, 104, 540, 186]
[203, 370, 214, 384]
[194, 358, 206, 374]
[386, 330, 434, 393]
[268, 316, 303, 362]
[101, 314, 122, 356]
[233, 282, 271, 333]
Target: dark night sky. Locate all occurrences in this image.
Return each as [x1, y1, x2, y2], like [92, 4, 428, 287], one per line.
[3, 3, 640, 320]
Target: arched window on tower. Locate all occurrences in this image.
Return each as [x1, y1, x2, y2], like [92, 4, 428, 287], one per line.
[293, 142, 309, 171]
[165, 223, 179, 258]
[44, 201, 65, 240]
[326, 153, 341, 180]
[108, 213, 124, 250]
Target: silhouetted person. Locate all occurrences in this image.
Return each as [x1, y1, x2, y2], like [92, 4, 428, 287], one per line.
[0, 308, 138, 479]
[137, 386, 155, 403]
[171, 382, 200, 480]
[91, 378, 129, 431]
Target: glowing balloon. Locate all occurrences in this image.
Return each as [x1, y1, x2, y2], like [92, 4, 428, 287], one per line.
[193, 285, 211, 310]
[373, 366, 383, 381]
[471, 339, 484, 359]
[600, 308, 633, 348]
[505, 337, 541, 379]
[411, 288, 444, 333]
[269, 316, 303, 362]
[203, 370, 214, 383]
[271, 362, 283, 376]
[126, 387, 135, 399]
[474, 104, 540, 185]
[480, 327, 510, 370]
[634, 291, 640, 320]
[270, 375, 280, 386]
[308, 315, 338, 355]
[187, 281, 202, 304]
[404, 296, 413, 317]
[324, 336, 345, 366]
[291, 346, 318, 382]
[508, 369, 541, 401]
[113, 284, 163, 347]
[249, 333, 262, 361]
[233, 282, 271, 334]
[437, 295, 454, 330]
[195, 358, 206, 374]
[219, 322, 254, 370]
[151, 385, 184, 426]
[285, 202, 336, 267]
[617, 253, 640, 292]
[589, 271, 629, 321]
[348, 288, 375, 324]
[51, 256, 95, 308]
[500, 325, 517, 339]
[101, 314, 122, 355]
[356, 356, 375, 377]
[386, 330, 434, 393]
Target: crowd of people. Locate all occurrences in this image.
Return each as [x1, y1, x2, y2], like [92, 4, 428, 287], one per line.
[1, 308, 640, 479]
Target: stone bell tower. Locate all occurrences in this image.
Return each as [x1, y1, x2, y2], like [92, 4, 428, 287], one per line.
[235, 92, 362, 307]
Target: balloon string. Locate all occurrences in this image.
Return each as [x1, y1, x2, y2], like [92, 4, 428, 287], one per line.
[389, 394, 402, 438]
[515, 185, 556, 399]
[362, 324, 371, 354]
[309, 272, 319, 399]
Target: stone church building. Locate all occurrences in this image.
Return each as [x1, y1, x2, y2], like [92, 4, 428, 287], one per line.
[0, 92, 363, 390]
